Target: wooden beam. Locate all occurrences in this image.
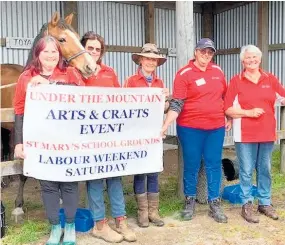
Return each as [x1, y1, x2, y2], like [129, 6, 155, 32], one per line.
[202, 3, 214, 39]
[144, 2, 155, 44]
[281, 106, 285, 173]
[1, 160, 23, 176]
[1, 108, 15, 123]
[106, 45, 168, 55]
[176, 1, 194, 199]
[257, 1, 269, 70]
[269, 43, 285, 51]
[62, 1, 78, 32]
[213, 1, 253, 15]
[216, 47, 240, 55]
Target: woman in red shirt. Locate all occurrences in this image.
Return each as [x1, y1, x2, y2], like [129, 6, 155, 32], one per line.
[14, 36, 84, 245]
[224, 44, 285, 223]
[124, 43, 169, 228]
[162, 38, 231, 223]
[80, 32, 136, 243]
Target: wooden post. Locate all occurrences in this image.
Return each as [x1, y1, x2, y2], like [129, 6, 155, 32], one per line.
[144, 2, 155, 44]
[281, 106, 285, 173]
[176, 1, 194, 199]
[202, 3, 213, 39]
[257, 1, 269, 70]
[62, 1, 78, 32]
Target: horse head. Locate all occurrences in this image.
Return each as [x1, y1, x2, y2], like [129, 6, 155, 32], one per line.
[46, 12, 96, 78]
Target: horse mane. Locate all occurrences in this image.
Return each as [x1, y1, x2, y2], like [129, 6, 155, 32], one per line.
[25, 19, 76, 68]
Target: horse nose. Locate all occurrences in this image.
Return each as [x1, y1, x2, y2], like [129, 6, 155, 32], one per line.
[85, 64, 95, 75]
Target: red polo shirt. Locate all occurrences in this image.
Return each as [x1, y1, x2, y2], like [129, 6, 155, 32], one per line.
[84, 64, 120, 87]
[14, 66, 84, 115]
[224, 69, 285, 142]
[172, 60, 227, 130]
[123, 68, 164, 88]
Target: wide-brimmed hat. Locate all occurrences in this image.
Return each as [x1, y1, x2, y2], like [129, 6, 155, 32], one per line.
[132, 43, 167, 66]
[195, 38, 216, 52]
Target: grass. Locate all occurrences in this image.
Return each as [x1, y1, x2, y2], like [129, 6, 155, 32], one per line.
[1, 149, 284, 244]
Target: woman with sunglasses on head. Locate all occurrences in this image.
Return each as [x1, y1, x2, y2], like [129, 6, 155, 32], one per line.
[124, 43, 169, 228]
[80, 31, 136, 243]
[161, 38, 231, 223]
[14, 36, 84, 245]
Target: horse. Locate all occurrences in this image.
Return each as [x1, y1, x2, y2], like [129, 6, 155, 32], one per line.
[0, 12, 96, 222]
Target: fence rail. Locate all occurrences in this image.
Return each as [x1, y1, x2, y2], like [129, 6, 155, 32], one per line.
[1, 106, 285, 175]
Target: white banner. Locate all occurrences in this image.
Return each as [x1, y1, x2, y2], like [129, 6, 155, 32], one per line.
[23, 85, 165, 182]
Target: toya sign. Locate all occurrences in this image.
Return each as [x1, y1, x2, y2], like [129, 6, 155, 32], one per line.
[23, 85, 165, 182]
[6, 37, 34, 49]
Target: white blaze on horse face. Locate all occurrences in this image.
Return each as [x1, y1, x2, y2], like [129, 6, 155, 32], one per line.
[85, 39, 102, 64]
[39, 42, 59, 73]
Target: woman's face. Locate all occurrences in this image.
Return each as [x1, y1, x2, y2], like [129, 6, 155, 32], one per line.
[194, 48, 215, 67]
[140, 57, 158, 74]
[85, 39, 102, 64]
[39, 42, 59, 70]
[242, 51, 261, 71]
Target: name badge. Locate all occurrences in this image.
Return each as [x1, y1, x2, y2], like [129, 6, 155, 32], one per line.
[195, 78, 206, 86]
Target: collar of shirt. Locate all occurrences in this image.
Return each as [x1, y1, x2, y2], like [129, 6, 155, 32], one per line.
[240, 68, 269, 82]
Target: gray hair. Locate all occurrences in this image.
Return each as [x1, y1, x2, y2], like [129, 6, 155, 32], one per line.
[240, 45, 262, 61]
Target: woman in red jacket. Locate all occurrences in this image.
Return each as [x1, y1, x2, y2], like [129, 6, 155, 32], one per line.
[80, 31, 136, 243]
[123, 43, 169, 228]
[162, 38, 231, 223]
[14, 36, 84, 245]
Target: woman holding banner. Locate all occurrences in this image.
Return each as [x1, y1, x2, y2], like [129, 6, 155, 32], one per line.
[80, 31, 136, 243]
[124, 43, 169, 228]
[14, 36, 84, 245]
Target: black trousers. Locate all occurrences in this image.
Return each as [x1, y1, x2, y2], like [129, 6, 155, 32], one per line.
[40, 180, 78, 225]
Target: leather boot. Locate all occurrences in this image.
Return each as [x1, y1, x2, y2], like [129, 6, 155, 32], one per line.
[209, 199, 228, 223]
[258, 205, 279, 220]
[62, 222, 76, 245]
[91, 219, 123, 243]
[135, 193, 149, 227]
[114, 216, 137, 242]
[241, 202, 259, 223]
[148, 193, 164, 227]
[46, 224, 63, 245]
[181, 196, 196, 220]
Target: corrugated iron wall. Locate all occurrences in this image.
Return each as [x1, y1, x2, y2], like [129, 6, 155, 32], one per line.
[214, 2, 258, 145]
[155, 9, 202, 136]
[269, 1, 285, 132]
[77, 1, 144, 86]
[0, 1, 61, 66]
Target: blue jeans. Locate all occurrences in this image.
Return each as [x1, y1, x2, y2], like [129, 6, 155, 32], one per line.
[133, 173, 159, 194]
[87, 177, 126, 221]
[235, 142, 274, 206]
[177, 125, 225, 201]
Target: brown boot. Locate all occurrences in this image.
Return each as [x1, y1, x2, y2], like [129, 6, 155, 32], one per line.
[135, 193, 149, 227]
[148, 193, 164, 227]
[92, 219, 123, 243]
[241, 202, 259, 223]
[258, 205, 279, 220]
[114, 216, 137, 242]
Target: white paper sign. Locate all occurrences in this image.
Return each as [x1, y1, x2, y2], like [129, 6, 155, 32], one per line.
[6, 37, 34, 49]
[23, 85, 165, 182]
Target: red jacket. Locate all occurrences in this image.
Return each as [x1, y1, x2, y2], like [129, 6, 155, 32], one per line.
[123, 68, 164, 88]
[14, 66, 84, 114]
[173, 60, 227, 130]
[84, 64, 120, 87]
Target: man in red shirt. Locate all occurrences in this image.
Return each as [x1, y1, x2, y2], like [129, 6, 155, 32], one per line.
[162, 38, 231, 223]
[224, 44, 285, 223]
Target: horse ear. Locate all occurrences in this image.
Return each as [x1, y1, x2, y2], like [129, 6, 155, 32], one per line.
[65, 13, 74, 25]
[51, 12, 60, 27]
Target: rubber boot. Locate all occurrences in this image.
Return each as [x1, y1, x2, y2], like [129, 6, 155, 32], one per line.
[46, 224, 63, 245]
[148, 193, 164, 227]
[62, 222, 76, 245]
[135, 193, 149, 227]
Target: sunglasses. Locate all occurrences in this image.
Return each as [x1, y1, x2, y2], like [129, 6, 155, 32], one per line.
[86, 46, 102, 53]
[198, 49, 215, 56]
